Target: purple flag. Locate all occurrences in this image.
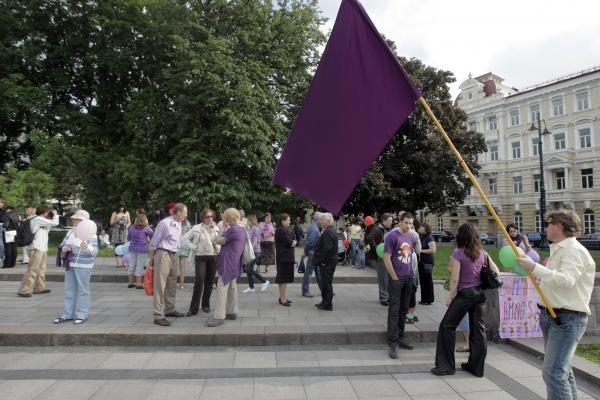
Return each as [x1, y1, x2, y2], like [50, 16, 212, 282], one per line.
[273, 0, 421, 214]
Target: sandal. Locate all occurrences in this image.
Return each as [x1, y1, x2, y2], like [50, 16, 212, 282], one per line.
[456, 346, 470, 352]
[53, 317, 73, 324]
[74, 318, 88, 325]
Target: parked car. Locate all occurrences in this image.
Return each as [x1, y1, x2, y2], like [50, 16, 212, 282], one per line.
[577, 234, 600, 250]
[526, 232, 542, 248]
[480, 233, 496, 245]
[431, 230, 455, 242]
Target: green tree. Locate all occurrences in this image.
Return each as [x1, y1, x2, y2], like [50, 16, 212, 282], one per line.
[0, 166, 55, 208]
[342, 55, 487, 216]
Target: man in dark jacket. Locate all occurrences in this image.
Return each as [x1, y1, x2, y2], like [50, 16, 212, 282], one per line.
[366, 213, 393, 306]
[313, 213, 338, 311]
[2, 205, 20, 268]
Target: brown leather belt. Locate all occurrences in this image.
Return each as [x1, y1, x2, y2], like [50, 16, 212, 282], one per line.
[537, 304, 586, 317]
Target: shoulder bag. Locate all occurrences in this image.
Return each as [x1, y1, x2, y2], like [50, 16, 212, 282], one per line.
[480, 254, 502, 290]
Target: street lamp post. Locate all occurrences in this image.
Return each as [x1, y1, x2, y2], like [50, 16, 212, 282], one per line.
[529, 115, 551, 249]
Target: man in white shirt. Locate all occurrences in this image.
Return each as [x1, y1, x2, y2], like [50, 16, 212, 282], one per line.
[517, 209, 595, 400]
[17, 206, 60, 297]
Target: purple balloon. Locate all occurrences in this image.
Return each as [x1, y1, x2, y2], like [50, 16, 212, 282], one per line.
[123, 254, 130, 265]
[526, 249, 540, 263]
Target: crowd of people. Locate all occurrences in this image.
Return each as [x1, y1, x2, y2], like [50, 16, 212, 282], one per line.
[0, 198, 596, 396]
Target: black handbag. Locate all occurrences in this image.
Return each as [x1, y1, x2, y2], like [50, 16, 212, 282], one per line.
[480, 254, 502, 290]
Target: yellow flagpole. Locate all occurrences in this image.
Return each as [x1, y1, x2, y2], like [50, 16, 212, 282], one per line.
[418, 96, 557, 319]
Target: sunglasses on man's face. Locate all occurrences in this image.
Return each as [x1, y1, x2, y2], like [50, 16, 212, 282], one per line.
[204, 215, 213, 219]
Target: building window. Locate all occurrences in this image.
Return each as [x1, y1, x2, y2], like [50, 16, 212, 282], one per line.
[532, 138, 539, 156]
[488, 178, 497, 195]
[579, 127, 592, 148]
[509, 110, 520, 127]
[581, 168, 594, 189]
[535, 213, 542, 232]
[513, 176, 523, 194]
[552, 96, 564, 116]
[437, 216, 443, 231]
[490, 145, 498, 161]
[556, 170, 565, 190]
[529, 103, 540, 122]
[488, 116, 497, 131]
[584, 211, 595, 234]
[469, 121, 478, 132]
[554, 133, 566, 150]
[533, 174, 541, 193]
[514, 213, 523, 232]
[511, 142, 521, 159]
[576, 90, 590, 111]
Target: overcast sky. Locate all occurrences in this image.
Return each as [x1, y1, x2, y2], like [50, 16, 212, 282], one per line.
[317, 0, 600, 98]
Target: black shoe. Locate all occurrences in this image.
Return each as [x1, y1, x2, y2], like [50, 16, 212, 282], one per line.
[380, 301, 389, 306]
[419, 301, 432, 305]
[165, 311, 184, 318]
[154, 318, 171, 327]
[314, 302, 323, 308]
[279, 299, 291, 307]
[388, 345, 398, 359]
[202, 307, 210, 313]
[186, 311, 197, 317]
[413, 315, 419, 322]
[17, 292, 32, 298]
[316, 304, 332, 311]
[33, 289, 51, 294]
[431, 367, 455, 376]
[397, 339, 414, 350]
[461, 362, 484, 377]
[128, 284, 135, 288]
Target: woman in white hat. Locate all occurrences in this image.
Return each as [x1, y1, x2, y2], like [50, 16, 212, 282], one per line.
[53, 210, 99, 325]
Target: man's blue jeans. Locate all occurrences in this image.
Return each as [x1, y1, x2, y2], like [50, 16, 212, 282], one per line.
[62, 267, 93, 320]
[540, 309, 588, 400]
[302, 252, 322, 295]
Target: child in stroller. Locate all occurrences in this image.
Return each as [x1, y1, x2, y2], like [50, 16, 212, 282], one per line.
[337, 228, 350, 265]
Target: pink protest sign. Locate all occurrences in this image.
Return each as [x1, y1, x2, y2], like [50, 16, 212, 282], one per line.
[498, 273, 543, 338]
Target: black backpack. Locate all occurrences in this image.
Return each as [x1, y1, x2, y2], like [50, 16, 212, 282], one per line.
[15, 218, 36, 247]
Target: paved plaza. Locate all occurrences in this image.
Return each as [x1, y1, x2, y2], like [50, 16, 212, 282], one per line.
[0, 257, 598, 399]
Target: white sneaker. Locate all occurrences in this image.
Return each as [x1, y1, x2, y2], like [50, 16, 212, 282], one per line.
[243, 287, 255, 293]
[261, 280, 270, 292]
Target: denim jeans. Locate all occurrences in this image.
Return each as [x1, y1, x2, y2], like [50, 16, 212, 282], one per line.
[540, 309, 588, 400]
[245, 257, 266, 288]
[387, 275, 415, 345]
[350, 239, 360, 265]
[302, 252, 322, 295]
[62, 267, 93, 319]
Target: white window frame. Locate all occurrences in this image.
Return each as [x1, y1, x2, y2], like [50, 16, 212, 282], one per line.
[553, 132, 566, 150]
[514, 214, 523, 232]
[584, 211, 595, 234]
[437, 216, 443, 231]
[489, 178, 497, 195]
[533, 174, 541, 193]
[531, 138, 540, 157]
[577, 126, 593, 149]
[489, 145, 499, 161]
[575, 90, 590, 112]
[488, 116, 498, 131]
[512, 176, 523, 194]
[509, 109, 520, 127]
[556, 170, 566, 190]
[581, 168, 594, 189]
[469, 121, 478, 132]
[511, 141, 521, 159]
[551, 96, 564, 116]
[535, 213, 542, 232]
[529, 103, 541, 123]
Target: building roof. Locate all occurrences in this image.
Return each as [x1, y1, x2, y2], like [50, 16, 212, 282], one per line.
[508, 65, 600, 98]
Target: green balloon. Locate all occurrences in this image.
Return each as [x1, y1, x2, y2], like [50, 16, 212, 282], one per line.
[498, 246, 528, 276]
[376, 243, 385, 259]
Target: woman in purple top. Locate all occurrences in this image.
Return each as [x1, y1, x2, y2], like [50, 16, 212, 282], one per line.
[432, 223, 499, 378]
[206, 208, 245, 327]
[258, 212, 275, 273]
[127, 214, 153, 289]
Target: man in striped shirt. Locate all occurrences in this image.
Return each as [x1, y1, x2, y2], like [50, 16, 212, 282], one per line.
[17, 205, 59, 297]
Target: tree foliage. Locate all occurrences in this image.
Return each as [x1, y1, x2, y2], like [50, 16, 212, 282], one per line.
[1, 0, 325, 220]
[0, 166, 55, 207]
[341, 54, 487, 216]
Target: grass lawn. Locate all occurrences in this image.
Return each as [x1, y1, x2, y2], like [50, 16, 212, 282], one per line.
[21, 230, 116, 258]
[431, 244, 600, 281]
[576, 344, 600, 364]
